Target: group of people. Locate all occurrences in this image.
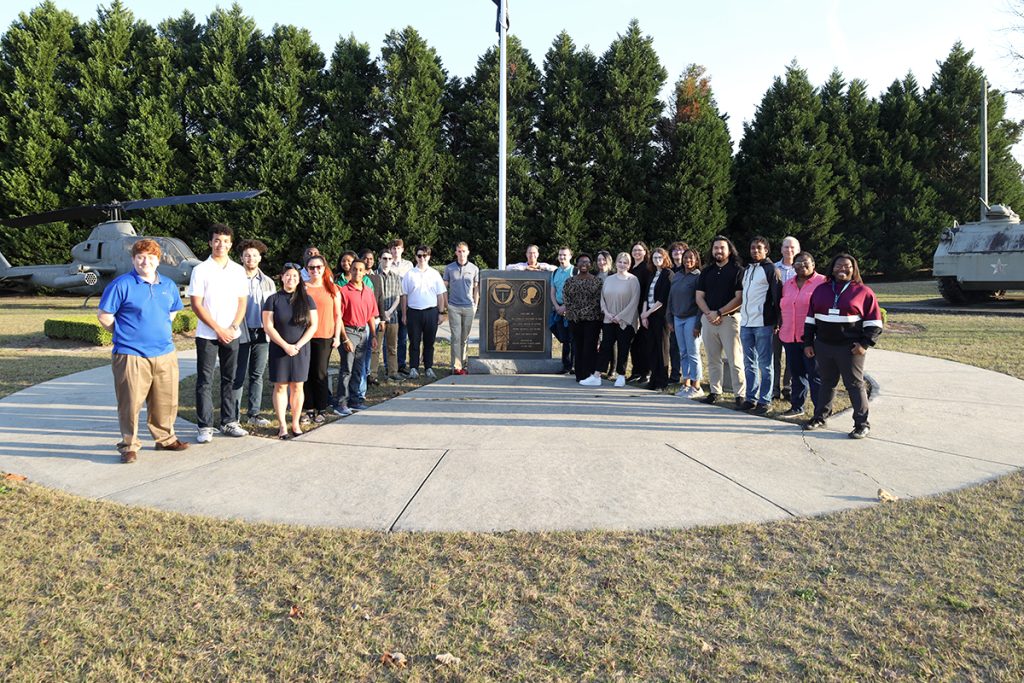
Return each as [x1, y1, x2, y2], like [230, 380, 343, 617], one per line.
[528, 236, 882, 439]
[98, 226, 480, 462]
[97, 226, 881, 464]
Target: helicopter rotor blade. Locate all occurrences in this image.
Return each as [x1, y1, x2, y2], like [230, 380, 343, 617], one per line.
[0, 205, 108, 229]
[120, 190, 265, 212]
[1, 190, 265, 229]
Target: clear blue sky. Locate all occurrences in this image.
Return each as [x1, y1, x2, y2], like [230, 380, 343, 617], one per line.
[4, 0, 1024, 163]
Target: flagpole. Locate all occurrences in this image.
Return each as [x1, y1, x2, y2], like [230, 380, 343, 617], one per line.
[497, 0, 508, 269]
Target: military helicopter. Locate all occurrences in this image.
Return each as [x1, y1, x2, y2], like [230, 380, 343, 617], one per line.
[0, 190, 264, 296]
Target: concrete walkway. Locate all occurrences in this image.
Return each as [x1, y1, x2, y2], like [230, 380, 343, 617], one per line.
[1, 350, 1021, 532]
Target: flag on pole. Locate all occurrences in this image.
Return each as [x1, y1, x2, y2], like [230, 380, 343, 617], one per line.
[491, 0, 509, 32]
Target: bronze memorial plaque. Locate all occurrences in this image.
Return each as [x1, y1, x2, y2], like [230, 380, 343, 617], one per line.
[479, 270, 550, 358]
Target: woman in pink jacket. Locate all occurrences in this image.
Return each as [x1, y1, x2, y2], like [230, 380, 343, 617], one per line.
[778, 252, 826, 416]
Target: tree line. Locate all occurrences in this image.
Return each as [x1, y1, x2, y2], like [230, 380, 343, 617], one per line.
[1, 1, 1021, 277]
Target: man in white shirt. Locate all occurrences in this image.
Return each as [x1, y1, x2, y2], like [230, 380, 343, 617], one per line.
[188, 223, 249, 442]
[773, 235, 800, 400]
[401, 244, 447, 379]
[388, 238, 414, 373]
[506, 244, 557, 272]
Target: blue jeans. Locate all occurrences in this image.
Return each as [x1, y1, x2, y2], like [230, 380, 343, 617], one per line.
[195, 336, 240, 429]
[740, 325, 774, 405]
[358, 325, 372, 400]
[335, 326, 368, 408]
[232, 333, 269, 418]
[783, 341, 821, 412]
[673, 314, 703, 382]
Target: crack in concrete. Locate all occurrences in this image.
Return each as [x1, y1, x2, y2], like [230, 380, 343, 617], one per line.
[665, 443, 796, 517]
[388, 449, 449, 532]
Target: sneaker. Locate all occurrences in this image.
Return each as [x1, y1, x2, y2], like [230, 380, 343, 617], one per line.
[388, 374, 402, 381]
[735, 397, 746, 408]
[689, 387, 705, 399]
[246, 415, 271, 428]
[407, 368, 419, 379]
[221, 422, 248, 437]
[675, 386, 694, 397]
[349, 402, 368, 411]
[782, 407, 804, 417]
[849, 424, 870, 439]
[332, 405, 353, 417]
[614, 375, 626, 388]
[312, 411, 326, 424]
[628, 375, 648, 384]
[740, 400, 756, 411]
[751, 404, 770, 416]
[703, 393, 719, 404]
[425, 368, 436, 379]
[196, 427, 215, 444]
[579, 375, 602, 387]
[803, 417, 827, 431]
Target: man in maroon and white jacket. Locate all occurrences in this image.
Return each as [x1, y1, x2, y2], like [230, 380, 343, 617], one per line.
[802, 253, 882, 439]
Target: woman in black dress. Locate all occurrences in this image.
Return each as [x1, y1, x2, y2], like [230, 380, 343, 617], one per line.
[640, 247, 673, 390]
[627, 241, 655, 383]
[262, 263, 318, 438]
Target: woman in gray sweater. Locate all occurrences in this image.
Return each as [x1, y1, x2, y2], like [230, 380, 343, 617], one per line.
[598, 252, 641, 387]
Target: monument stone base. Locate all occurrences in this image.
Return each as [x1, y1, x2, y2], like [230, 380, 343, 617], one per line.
[468, 358, 564, 375]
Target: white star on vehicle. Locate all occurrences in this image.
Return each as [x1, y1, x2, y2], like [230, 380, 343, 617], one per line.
[991, 258, 1007, 274]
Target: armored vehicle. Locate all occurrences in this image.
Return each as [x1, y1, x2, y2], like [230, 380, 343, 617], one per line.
[933, 204, 1021, 303]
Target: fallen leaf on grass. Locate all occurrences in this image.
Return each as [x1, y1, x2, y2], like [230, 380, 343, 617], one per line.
[380, 652, 407, 668]
[877, 488, 899, 503]
[288, 605, 304, 619]
[699, 638, 715, 654]
[3, 473, 27, 482]
[435, 652, 461, 667]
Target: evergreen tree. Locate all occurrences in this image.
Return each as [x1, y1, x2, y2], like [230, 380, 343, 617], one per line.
[234, 23, 326, 263]
[921, 42, 1024, 223]
[448, 35, 541, 265]
[819, 71, 883, 266]
[534, 31, 599, 257]
[653, 64, 732, 250]
[588, 20, 667, 251]
[182, 4, 261, 255]
[67, 1, 182, 219]
[367, 27, 449, 250]
[732, 62, 839, 255]
[0, 2, 81, 264]
[870, 74, 948, 275]
[294, 34, 382, 259]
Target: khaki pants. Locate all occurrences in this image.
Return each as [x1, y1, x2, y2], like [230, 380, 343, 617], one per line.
[369, 322, 383, 378]
[700, 314, 745, 396]
[382, 321, 399, 377]
[112, 352, 179, 453]
[448, 304, 475, 370]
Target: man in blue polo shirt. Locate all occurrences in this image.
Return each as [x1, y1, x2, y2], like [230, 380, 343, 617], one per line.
[98, 239, 188, 463]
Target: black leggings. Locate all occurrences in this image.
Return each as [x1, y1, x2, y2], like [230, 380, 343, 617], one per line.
[599, 323, 635, 376]
[304, 337, 333, 411]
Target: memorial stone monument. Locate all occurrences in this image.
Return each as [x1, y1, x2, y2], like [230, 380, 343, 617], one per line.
[470, 270, 562, 374]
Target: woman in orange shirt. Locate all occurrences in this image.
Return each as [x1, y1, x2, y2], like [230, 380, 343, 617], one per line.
[302, 254, 342, 423]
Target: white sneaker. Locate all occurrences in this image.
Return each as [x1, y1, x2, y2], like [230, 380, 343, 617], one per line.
[689, 387, 705, 399]
[579, 375, 602, 387]
[246, 415, 271, 428]
[221, 422, 249, 437]
[407, 368, 419, 379]
[196, 427, 215, 444]
[614, 375, 626, 388]
[332, 405, 353, 417]
[425, 368, 436, 379]
[675, 386, 693, 397]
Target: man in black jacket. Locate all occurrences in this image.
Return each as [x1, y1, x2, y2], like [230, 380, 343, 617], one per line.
[739, 236, 783, 414]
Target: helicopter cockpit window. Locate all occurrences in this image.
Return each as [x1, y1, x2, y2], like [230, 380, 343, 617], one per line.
[155, 239, 185, 267]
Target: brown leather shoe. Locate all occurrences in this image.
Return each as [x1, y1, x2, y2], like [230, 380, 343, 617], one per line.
[120, 451, 137, 464]
[156, 439, 190, 451]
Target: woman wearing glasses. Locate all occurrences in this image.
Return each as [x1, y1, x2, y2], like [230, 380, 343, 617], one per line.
[400, 245, 448, 379]
[263, 263, 318, 438]
[301, 254, 341, 423]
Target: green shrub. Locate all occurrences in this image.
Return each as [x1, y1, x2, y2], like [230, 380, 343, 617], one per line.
[44, 317, 112, 346]
[173, 309, 197, 334]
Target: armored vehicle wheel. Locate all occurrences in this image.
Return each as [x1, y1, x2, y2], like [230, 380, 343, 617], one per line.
[937, 277, 967, 304]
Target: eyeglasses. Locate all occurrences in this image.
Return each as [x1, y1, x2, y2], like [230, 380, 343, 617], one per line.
[381, 255, 393, 260]
[416, 253, 429, 258]
[308, 265, 324, 271]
